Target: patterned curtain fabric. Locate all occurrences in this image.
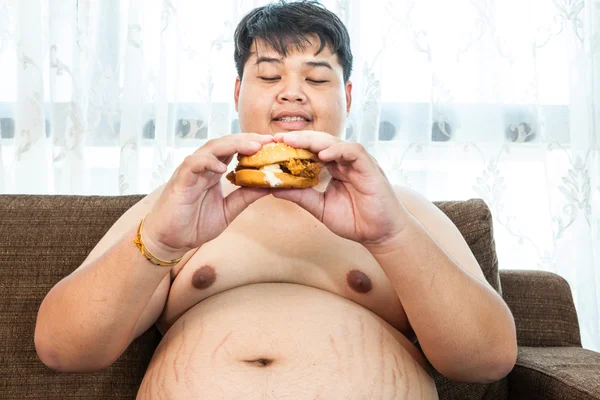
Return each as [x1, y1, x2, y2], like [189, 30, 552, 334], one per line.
[0, 0, 598, 350]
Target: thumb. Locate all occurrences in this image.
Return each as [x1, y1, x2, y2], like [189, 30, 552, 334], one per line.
[223, 187, 271, 224]
[271, 188, 324, 222]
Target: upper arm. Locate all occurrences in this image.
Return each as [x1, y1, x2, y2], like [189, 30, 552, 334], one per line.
[394, 186, 488, 285]
[76, 184, 167, 273]
[72, 183, 194, 340]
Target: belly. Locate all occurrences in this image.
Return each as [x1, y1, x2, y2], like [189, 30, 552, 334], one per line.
[138, 283, 438, 400]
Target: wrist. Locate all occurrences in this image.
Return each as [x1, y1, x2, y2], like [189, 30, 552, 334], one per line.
[363, 234, 403, 260]
[363, 216, 417, 257]
[137, 213, 188, 265]
[141, 230, 188, 262]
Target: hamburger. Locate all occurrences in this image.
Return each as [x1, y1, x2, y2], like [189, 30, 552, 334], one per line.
[226, 142, 321, 188]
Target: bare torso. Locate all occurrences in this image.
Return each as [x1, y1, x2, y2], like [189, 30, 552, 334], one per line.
[137, 179, 439, 399]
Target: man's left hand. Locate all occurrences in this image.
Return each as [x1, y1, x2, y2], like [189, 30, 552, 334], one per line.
[272, 131, 410, 248]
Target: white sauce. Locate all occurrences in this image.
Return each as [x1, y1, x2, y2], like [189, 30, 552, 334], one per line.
[260, 163, 283, 187]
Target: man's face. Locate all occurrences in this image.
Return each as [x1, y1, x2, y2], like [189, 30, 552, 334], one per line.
[234, 36, 352, 138]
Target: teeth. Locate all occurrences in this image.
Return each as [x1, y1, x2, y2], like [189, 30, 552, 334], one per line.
[278, 116, 307, 122]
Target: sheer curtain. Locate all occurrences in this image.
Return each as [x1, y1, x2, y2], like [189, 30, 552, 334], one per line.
[0, 0, 598, 350]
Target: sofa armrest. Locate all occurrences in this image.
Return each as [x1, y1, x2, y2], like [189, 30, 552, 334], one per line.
[508, 347, 600, 400]
[500, 270, 581, 347]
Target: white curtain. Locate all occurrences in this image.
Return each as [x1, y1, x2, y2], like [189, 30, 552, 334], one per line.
[0, 0, 598, 350]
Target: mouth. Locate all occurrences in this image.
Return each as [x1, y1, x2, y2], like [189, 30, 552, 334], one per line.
[272, 116, 312, 131]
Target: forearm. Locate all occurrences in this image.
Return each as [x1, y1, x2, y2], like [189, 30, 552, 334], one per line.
[35, 225, 171, 372]
[370, 216, 517, 383]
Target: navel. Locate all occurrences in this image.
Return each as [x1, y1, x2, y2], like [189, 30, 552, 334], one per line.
[243, 358, 274, 367]
[346, 269, 372, 293]
[191, 265, 217, 289]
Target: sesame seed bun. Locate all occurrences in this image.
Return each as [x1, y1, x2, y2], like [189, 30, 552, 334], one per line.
[238, 143, 317, 168]
[226, 142, 320, 189]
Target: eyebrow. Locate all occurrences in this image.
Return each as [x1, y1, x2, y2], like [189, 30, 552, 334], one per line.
[255, 57, 333, 71]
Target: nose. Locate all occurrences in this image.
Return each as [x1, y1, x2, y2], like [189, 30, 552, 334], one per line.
[276, 81, 307, 104]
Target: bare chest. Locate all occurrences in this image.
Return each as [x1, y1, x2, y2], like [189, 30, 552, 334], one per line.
[157, 194, 408, 334]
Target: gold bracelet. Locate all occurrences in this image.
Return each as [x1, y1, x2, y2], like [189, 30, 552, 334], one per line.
[133, 213, 183, 267]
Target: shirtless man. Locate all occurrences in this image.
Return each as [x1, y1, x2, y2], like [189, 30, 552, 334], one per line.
[34, 2, 517, 399]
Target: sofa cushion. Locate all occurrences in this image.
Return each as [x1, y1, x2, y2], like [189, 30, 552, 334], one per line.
[0, 195, 502, 399]
[500, 270, 581, 347]
[0, 194, 157, 399]
[509, 347, 600, 399]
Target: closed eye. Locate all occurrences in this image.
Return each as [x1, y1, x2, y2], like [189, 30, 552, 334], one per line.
[259, 77, 328, 84]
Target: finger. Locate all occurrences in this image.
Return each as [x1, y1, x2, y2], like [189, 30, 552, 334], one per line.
[271, 187, 325, 222]
[223, 187, 271, 224]
[218, 154, 235, 166]
[202, 134, 274, 159]
[326, 162, 350, 183]
[182, 153, 227, 175]
[208, 139, 262, 158]
[172, 153, 226, 189]
[238, 132, 275, 144]
[273, 131, 339, 154]
[319, 142, 374, 174]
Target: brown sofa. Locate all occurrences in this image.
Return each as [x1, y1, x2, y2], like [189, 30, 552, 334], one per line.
[0, 195, 599, 399]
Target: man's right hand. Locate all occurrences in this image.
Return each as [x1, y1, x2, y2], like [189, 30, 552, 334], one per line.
[142, 133, 274, 261]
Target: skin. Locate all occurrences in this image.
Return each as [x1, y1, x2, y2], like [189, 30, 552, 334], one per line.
[233, 36, 518, 382]
[234, 36, 352, 139]
[34, 34, 517, 387]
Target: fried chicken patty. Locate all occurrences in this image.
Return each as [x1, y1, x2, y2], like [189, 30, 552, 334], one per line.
[229, 158, 321, 179]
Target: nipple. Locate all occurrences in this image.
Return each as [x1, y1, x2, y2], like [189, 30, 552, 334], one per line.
[346, 269, 372, 294]
[191, 265, 217, 289]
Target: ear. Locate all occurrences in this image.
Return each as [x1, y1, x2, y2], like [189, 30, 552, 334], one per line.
[234, 76, 241, 112]
[345, 80, 353, 115]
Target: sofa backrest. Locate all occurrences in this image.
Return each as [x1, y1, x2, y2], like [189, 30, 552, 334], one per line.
[0, 195, 504, 399]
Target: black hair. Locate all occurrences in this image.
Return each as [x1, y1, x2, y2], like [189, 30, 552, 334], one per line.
[234, 0, 353, 82]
